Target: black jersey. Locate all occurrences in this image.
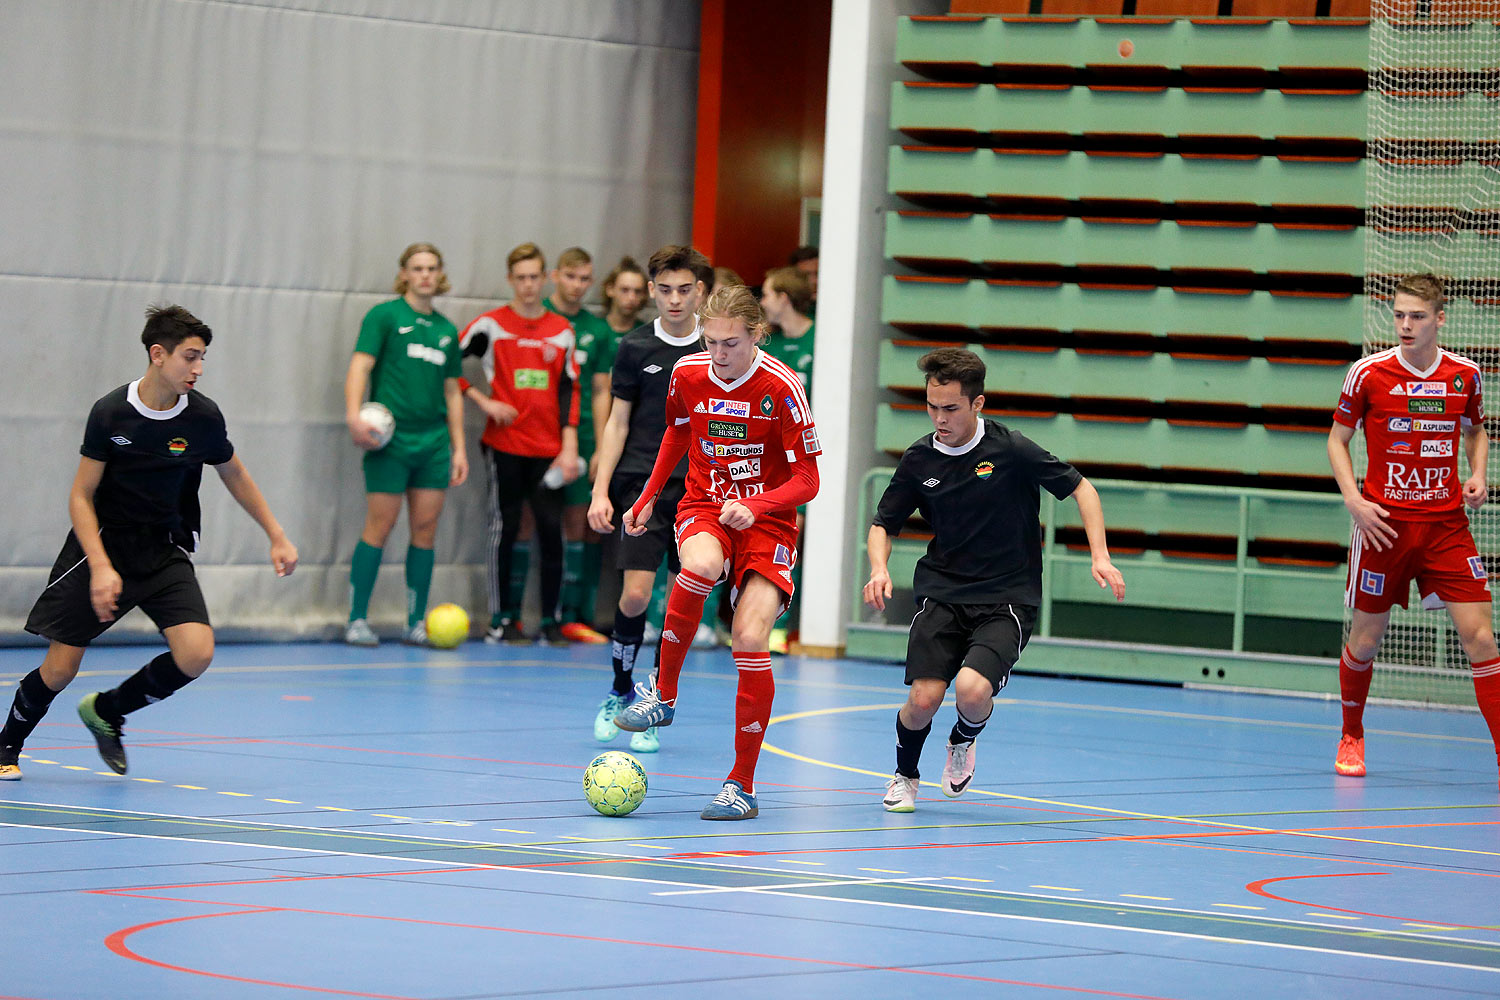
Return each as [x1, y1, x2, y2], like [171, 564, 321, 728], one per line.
[80, 381, 234, 550]
[609, 318, 701, 479]
[873, 418, 1081, 605]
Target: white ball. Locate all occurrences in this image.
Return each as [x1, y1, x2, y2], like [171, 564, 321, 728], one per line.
[359, 401, 396, 450]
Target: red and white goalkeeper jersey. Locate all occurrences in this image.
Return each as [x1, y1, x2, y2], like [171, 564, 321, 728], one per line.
[1333, 346, 1483, 519]
[458, 305, 579, 458]
[666, 350, 821, 531]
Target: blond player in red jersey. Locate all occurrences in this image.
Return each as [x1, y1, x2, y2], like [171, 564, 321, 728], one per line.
[613, 284, 821, 819]
[1329, 273, 1500, 787]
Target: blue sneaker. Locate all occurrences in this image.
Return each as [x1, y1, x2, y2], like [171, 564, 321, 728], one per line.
[593, 692, 631, 742]
[629, 727, 660, 753]
[613, 676, 674, 732]
[701, 780, 758, 820]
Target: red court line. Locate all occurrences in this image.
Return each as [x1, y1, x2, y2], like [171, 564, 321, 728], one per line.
[102, 897, 1185, 1000]
[105, 910, 412, 999]
[1247, 873, 1500, 930]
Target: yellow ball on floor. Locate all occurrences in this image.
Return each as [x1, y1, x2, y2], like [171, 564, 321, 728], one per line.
[425, 603, 470, 649]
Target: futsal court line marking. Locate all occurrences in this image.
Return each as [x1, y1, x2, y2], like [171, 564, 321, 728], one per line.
[760, 704, 1500, 856]
[654, 874, 947, 896]
[91, 843, 1500, 970]
[96, 895, 1190, 1000]
[490, 862, 1500, 972]
[12, 800, 1497, 972]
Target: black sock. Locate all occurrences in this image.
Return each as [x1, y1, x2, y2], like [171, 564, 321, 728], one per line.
[0, 669, 61, 750]
[98, 653, 194, 718]
[611, 609, 647, 695]
[950, 705, 992, 746]
[895, 716, 931, 779]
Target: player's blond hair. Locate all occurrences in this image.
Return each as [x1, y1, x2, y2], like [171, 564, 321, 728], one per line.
[699, 283, 771, 344]
[555, 246, 592, 270]
[1395, 272, 1446, 311]
[507, 242, 546, 273]
[393, 242, 451, 296]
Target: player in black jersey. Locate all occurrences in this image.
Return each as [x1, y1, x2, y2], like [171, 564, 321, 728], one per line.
[864, 348, 1125, 812]
[0, 305, 298, 780]
[586, 245, 714, 753]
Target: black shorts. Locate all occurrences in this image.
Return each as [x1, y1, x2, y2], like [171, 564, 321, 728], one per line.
[608, 474, 686, 574]
[25, 529, 211, 647]
[905, 599, 1037, 696]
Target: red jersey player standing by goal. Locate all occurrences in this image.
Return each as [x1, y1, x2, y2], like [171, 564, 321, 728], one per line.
[1329, 272, 1500, 787]
[613, 283, 820, 819]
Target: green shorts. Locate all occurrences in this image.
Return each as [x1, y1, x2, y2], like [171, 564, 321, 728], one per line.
[363, 424, 451, 493]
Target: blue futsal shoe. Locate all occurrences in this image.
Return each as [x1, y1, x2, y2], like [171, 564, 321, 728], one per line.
[613, 676, 674, 732]
[700, 780, 758, 820]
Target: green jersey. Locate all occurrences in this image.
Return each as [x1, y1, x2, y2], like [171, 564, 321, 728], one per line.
[354, 298, 461, 430]
[544, 297, 614, 454]
[764, 322, 815, 396]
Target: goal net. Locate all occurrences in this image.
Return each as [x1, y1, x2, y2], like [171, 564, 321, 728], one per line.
[1360, 0, 1500, 703]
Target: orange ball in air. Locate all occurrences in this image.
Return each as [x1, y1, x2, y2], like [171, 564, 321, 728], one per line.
[1119, 39, 1134, 58]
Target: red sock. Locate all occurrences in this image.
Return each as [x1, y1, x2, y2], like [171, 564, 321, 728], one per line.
[726, 651, 774, 794]
[1339, 645, 1374, 739]
[1470, 657, 1500, 776]
[654, 569, 715, 705]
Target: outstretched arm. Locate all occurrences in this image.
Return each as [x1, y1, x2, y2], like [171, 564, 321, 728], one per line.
[215, 456, 298, 577]
[1071, 477, 1125, 601]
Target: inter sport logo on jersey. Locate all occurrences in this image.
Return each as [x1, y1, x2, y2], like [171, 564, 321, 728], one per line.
[1408, 382, 1446, 397]
[709, 398, 750, 418]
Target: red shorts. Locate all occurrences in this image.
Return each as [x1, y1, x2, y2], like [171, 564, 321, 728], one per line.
[675, 501, 799, 609]
[1345, 513, 1490, 613]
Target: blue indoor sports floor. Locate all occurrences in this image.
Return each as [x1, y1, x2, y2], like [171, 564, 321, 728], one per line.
[2, 639, 1498, 999]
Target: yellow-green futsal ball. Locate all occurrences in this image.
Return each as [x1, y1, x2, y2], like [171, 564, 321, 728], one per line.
[583, 750, 649, 816]
[425, 603, 470, 649]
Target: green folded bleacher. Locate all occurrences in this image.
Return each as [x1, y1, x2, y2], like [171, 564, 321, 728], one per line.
[857, 12, 1370, 678]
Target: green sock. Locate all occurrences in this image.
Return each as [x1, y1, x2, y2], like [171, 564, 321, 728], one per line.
[579, 541, 602, 628]
[349, 540, 383, 622]
[508, 542, 531, 615]
[561, 541, 584, 621]
[405, 545, 435, 628]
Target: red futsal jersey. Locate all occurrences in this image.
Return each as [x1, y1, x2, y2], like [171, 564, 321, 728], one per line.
[1333, 346, 1483, 520]
[459, 305, 579, 458]
[665, 350, 820, 532]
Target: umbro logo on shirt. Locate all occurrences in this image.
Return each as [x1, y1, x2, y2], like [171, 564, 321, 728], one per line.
[644, 364, 663, 374]
[111, 435, 132, 446]
[923, 478, 941, 488]
[398, 325, 415, 334]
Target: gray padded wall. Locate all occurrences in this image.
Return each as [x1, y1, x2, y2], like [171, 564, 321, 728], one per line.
[0, 0, 699, 640]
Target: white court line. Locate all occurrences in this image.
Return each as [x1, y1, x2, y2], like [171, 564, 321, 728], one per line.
[7, 802, 1499, 975]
